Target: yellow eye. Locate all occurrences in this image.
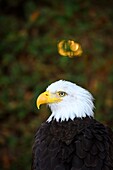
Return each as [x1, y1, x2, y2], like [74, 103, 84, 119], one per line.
[57, 91, 67, 97]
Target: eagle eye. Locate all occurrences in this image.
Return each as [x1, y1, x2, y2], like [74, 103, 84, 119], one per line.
[57, 91, 67, 97]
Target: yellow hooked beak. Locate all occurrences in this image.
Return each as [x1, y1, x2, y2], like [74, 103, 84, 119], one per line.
[36, 91, 62, 109]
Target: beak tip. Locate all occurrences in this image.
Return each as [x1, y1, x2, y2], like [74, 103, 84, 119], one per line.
[36, 99, 40, 109]
[37, 105, 40, 109]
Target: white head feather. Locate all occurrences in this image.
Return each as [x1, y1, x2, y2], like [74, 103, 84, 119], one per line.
[46, 80, 94, 122]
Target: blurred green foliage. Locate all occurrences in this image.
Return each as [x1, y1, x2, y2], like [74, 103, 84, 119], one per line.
[0, 0, 113, 169]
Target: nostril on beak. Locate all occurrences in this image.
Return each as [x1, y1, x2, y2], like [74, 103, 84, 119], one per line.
[45, 92, 49, 96]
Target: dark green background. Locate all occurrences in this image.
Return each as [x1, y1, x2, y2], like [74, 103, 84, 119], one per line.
[0, 0, 113, 169]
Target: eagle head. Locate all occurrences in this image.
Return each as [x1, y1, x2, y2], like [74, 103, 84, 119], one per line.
[36, 80, 94, 122]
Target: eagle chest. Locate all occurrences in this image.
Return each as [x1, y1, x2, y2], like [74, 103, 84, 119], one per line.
[49, 121, 85, 145]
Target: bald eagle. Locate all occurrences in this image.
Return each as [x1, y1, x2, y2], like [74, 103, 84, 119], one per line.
[32, 80, 113, 170]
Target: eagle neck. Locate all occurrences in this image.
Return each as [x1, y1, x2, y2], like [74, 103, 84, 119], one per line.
[47, 103, 94, 122]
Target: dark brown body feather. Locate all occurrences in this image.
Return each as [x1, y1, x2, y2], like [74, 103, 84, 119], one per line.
[32, 117, 113, 170]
